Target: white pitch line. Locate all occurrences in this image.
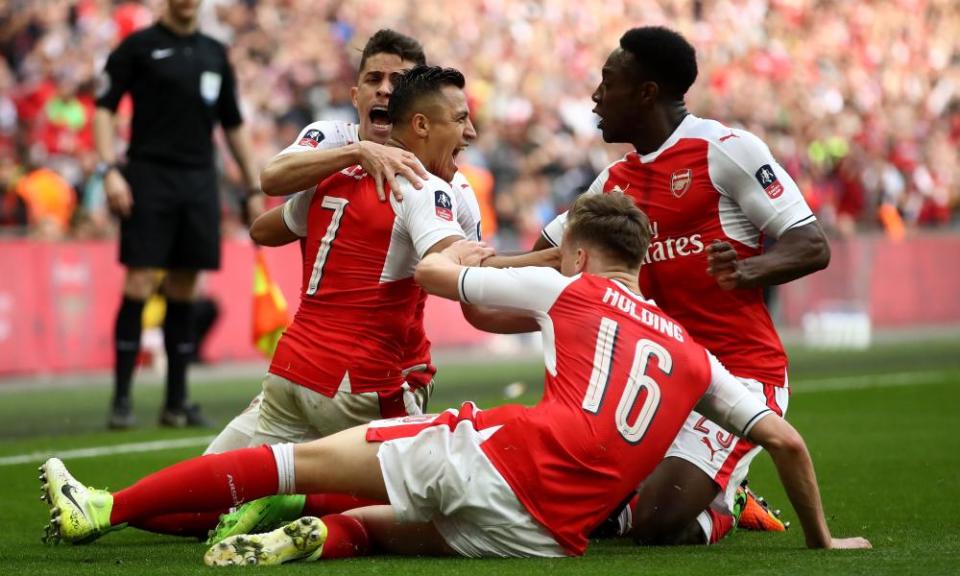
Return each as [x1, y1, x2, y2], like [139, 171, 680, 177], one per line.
[792, 370, 952, 393]
[0, 436, 214, 466]
[0, 370, 955, 467]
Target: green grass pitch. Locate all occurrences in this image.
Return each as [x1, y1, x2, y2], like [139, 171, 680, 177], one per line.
[1, 338, 958, 575]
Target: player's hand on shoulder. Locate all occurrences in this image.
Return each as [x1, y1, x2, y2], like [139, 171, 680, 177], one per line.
[706, 240, 741, 290]
[442, 239, 495, 266]
[358, 141, 429, 202]
[104, 169, 133, 218]
[829, 536, 872, 550]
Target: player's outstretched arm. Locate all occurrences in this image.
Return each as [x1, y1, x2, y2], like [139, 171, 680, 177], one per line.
[459, 247, 560, 332]
[481, 247, 560, 270]
[460, 303, 539, 334]
[415, 240, 493, 301]
[746, 416, 871, 550]
[706, 222, 830, 290]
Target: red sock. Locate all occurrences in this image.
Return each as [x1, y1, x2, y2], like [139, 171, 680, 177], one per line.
[708, 508, 735, 544]
[318, 514, 370, 559]
[129, 511, 224, 538]
[110, 446, 278, 525]
[303, 494, 384, 516]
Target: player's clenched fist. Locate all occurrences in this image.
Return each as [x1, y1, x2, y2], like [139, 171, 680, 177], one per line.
[706, 240, 741, 290]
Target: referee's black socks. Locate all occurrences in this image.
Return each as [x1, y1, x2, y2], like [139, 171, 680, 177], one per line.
[163, 298, 196, 411]
[113, 296, 145, 409]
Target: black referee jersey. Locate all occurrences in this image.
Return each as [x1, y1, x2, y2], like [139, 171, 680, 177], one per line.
[95, 22, 243, 168]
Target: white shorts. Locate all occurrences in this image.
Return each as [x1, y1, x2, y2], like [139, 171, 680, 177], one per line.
[204, 393, 264, 454]
[664, 375, 789, 514]
[377, 420, 566, 558]
[203, 372, 432, 454]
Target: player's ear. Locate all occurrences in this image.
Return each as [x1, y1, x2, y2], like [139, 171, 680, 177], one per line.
[575, 247, 588, 274]
[350, 86, 359, 109]
[637, 81, 659, 106]
[411, 112, 430, 138]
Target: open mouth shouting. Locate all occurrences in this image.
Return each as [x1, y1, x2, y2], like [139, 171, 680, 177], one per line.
[368, 105, 391, 139]
[451, 144, 470, 169]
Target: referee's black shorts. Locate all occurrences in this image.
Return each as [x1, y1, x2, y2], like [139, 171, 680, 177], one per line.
[119, 160, 221, 270]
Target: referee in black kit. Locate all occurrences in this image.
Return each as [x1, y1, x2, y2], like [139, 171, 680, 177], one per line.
[93, 0, 263, 429]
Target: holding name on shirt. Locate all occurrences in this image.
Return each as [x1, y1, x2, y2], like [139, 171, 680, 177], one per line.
[601, 287, 684, 343]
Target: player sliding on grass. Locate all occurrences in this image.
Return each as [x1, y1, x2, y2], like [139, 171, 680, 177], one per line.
[39, 192, 870, 563]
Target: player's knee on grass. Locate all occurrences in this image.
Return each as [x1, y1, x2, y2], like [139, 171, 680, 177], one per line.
[631, 457, 720, 545]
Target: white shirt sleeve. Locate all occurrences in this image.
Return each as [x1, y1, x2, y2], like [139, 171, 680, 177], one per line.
[451, 172, 482, 242]
[708, 130, 816, 239]
[541, 211, 568, 247]
[276, 121, 359, 156]
[540, 165, 608, 247]
[457, 267, 576, 314]
[281, 189, 316, 238]
[391, 175, 465, 258]
[695, 352, 774, 437]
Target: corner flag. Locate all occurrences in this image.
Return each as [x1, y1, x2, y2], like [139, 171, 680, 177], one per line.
[252, 251, 289, 357]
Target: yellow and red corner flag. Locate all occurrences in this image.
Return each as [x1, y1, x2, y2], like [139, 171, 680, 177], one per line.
[252, 250, 290, 358]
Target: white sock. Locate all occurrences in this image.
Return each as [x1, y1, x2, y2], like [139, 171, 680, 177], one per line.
[269, 443, 296, 494]
[695, 510, 712, 545]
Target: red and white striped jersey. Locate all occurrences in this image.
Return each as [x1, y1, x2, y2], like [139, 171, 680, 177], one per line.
[451, 267, 773, 555]
[268, 167, 465, 396]
[543, 115, 815, 386]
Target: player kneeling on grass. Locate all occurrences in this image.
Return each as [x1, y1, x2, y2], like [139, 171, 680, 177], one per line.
[38, 193, 870, 562]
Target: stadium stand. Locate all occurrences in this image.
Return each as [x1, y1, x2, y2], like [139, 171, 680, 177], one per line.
[0, 0, 958, 247]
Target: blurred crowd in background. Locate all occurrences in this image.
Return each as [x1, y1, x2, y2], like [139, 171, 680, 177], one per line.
[1, 0, 958, 248]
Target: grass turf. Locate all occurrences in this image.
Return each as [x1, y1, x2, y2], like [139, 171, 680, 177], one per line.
[1, 339, 958, 575]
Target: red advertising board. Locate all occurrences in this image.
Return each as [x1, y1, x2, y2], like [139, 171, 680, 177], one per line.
[2, 234, 959, 376]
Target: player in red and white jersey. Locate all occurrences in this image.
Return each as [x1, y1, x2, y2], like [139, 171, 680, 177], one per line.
[267, 167, 465, 398]
[39, 193, 870, 560]
[203, 29, 434, 457]
[535, 27, 832, 544]
[234, 64, 485, 439]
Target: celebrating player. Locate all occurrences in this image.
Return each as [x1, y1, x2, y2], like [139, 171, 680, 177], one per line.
[205, 29, 487, 458]
[535, 26, 832, 544]
[38, 192, 869, 563]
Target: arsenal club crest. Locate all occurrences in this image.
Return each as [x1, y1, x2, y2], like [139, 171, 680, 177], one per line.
[670, 169, 692, 198]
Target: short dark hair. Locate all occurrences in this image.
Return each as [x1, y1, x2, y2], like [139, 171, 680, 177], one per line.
[619, 26, 698, 99]
[566, 192, 652, 268]
[388, 65, 466, 125]
[359, 29, 427, 72]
